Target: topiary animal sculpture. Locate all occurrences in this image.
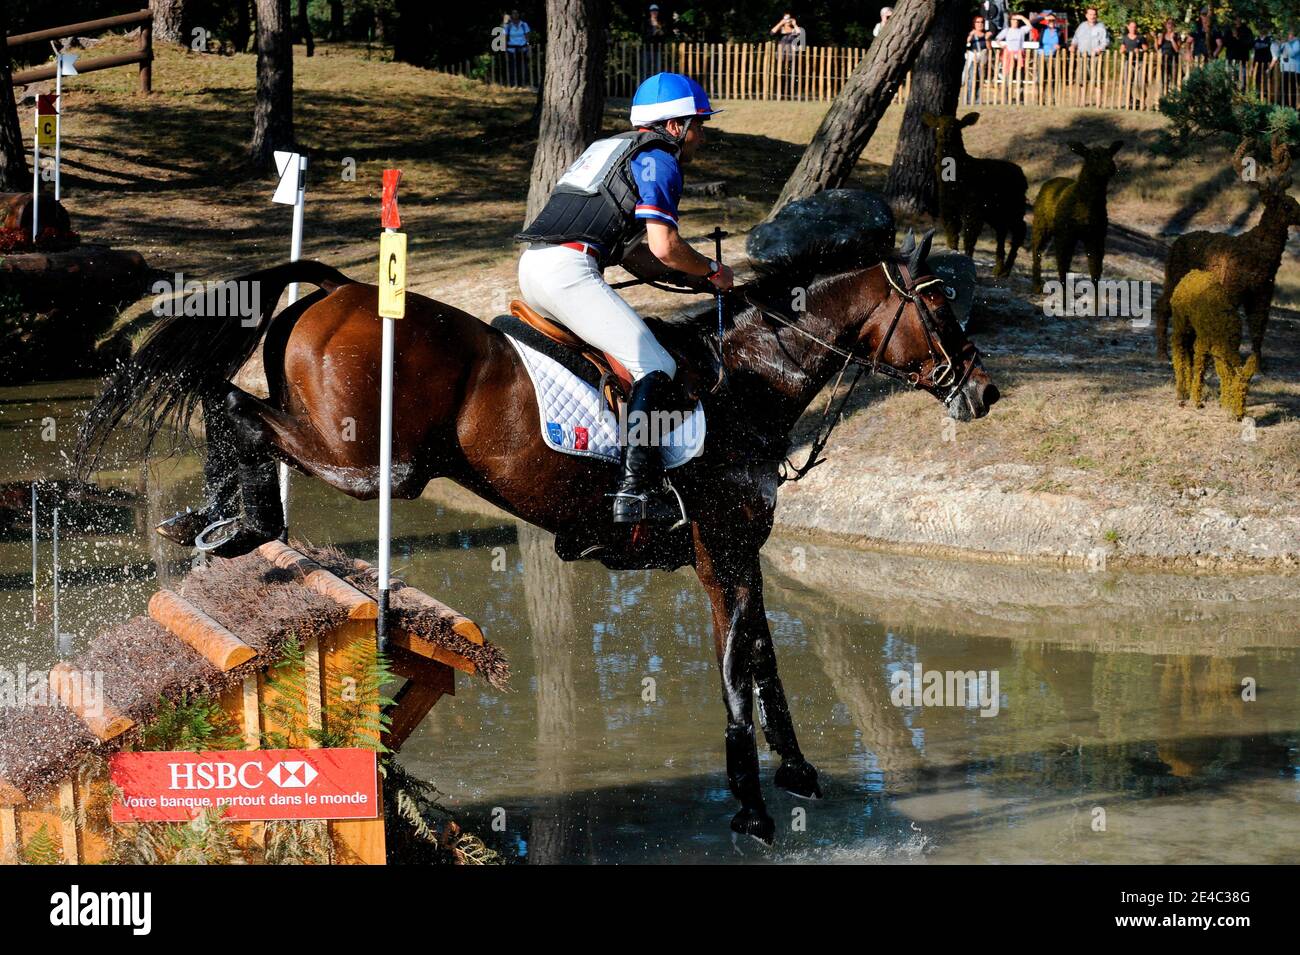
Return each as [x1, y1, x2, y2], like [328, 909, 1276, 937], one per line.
[1170, 269, 1258, 420]
[922, 112, 1028, 278]
[1030, 141, 1124, 293]
[1154, 139, 1299, 364]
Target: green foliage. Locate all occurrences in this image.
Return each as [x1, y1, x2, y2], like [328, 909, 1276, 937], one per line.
[384, 759, 501, 864]
[136, 692, 244, 753]
[260, 638, 394, 751]
[1157, 59, 1300, 154]
[21, 824, 63, 865]
[263, 819, 333, 865]
[109, 807, 240, 865]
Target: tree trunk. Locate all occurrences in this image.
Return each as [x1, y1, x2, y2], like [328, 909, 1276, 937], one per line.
[250, 0, 295, 170]
[296, 0, 314, 57]
[770, 0, 939, 216]
[524, 0, 609, 224]
[329, 0, 346, 40]
[0, 4, 29, 191]
[153, 0, 187, 45]
[884, 1, 968, 215]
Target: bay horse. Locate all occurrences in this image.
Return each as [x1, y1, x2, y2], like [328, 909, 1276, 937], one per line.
[76, 230, 998, 843]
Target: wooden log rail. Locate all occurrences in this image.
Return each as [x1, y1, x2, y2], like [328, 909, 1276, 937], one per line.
[0, 541, 488, 865]
[7, 9, 152, 93]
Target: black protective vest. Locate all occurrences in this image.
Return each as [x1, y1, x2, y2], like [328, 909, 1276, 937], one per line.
[517, 129, 680, 266]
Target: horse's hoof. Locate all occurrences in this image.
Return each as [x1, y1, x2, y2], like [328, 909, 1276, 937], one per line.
[195, 518, 273, 559]
[730, 807, 775, 846]
[157, 508, 217, 547]
[775, 759, 823, 800]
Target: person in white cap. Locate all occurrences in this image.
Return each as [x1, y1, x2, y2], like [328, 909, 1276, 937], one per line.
[516, 73, 733, 523]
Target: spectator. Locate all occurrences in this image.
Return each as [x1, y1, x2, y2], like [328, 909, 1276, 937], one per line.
[1070, 6, 1107, 104]
[1120, 20, 1146, 106]
[964, 14, 991, 104]
[1157, 18, 1180, 92]
[1190, 7, 1223, 59]
[503, 9, 531, 88]
[1275, 28, 1299, 107]
[981, 0, 1007, 34]
[873, 7, 893, 39]
[1037, 14, 1062, 57]
[1224, 17, 1253, 87]
[996, 13, 1033, 80]
[644, 4, 669, 75]
[1179, 30, 1195, 67]
[1253, 27, 1275, 99]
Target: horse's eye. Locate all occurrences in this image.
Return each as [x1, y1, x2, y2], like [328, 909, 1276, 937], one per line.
[944, 285, 957, 300]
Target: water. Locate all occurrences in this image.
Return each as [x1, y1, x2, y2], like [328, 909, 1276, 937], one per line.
[2, 382, 1298, 863]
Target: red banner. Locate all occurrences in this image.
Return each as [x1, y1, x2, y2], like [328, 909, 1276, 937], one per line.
[36, 94, 59, 115]
[381, 168, 402, 230]
[109, 748, 379, 823]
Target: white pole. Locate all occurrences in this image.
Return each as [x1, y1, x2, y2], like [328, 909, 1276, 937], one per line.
[279, 154, 308, 528]
[53, 69, 62, 202]
[31, 117, 39, 242]
[377, 270, 396, 652]
[30, 483, 37, 623]
[51, 507, 59, 648]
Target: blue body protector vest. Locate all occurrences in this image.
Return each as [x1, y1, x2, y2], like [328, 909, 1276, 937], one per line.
[517, 129, 680, 267]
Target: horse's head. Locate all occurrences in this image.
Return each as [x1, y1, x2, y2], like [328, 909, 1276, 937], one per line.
[854, 230, 998, 421]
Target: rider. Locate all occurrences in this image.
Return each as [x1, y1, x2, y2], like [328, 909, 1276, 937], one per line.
[516, 72, 734, 524]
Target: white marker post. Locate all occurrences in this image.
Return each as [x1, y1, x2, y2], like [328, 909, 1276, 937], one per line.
[376, 169, 406, 652]
[271, 151, 309, 530]
[32, 95, 57, 241]
[52, 52, 78, 201]
[30, 483, 38, 623]
[51, 507, 59, 650]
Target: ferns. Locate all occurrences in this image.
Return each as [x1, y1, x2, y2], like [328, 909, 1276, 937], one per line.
[21, 824, 63, 865]
[136, 692, 244, 752]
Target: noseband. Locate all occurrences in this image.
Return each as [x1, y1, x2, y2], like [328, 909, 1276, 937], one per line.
[748, 260, 982, 482]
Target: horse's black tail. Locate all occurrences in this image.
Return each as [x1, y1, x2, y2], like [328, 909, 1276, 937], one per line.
[74, 260, 354, 481]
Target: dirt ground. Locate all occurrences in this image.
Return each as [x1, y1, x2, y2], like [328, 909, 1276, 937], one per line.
[33, 39, 1300, 566]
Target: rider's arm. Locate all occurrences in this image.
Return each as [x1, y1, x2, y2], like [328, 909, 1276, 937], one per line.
[645, 221, 734, 289]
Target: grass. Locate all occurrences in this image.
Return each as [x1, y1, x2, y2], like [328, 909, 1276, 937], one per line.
[32, 38, 1300, 520]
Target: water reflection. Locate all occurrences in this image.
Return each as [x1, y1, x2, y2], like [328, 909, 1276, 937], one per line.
[1, 383, 1298, 863]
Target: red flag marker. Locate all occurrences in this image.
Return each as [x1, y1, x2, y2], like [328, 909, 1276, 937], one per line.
[381, 169, 402, 230]
[36, 94, 59, 115]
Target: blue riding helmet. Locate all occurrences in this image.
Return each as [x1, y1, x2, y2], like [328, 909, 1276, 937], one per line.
[630, 72, 723, 127]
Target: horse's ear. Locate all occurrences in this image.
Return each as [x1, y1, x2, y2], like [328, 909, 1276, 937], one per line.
[908, 229, 935, 275]
[1109, 139, 1125, 155]
[1068, 141, 1087, 156]
[960, 112, 980, 127]
[900, 229, 917, 258]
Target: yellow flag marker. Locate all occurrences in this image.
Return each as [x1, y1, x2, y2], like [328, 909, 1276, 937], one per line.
[378, 230, 407, 319]
[36, 114, 56, 148]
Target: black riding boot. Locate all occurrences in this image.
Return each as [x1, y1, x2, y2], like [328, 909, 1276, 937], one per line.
[611, 371, 683, 525]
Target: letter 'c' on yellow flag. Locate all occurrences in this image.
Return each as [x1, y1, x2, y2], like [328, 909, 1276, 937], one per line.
[378, 231, 407, 319]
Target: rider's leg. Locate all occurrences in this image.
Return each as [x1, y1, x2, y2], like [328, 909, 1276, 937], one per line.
[519, 246, 681, 524]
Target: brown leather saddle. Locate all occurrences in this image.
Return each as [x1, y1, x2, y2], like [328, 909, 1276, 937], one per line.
[509, 299, 699, 415]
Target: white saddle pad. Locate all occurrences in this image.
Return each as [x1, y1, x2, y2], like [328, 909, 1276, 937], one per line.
[504, 335, 706, 469]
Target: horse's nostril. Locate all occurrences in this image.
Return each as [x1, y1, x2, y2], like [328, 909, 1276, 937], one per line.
[982, 384, 1000, 407]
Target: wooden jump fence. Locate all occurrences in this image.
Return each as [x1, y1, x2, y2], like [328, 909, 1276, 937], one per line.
[441, 40, 1297, 112]
[6, 8, 153, 93]
[0, 540, 499, 865]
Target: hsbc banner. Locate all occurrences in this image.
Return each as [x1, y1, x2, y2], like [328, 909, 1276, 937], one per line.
[110, 748, 379, 823]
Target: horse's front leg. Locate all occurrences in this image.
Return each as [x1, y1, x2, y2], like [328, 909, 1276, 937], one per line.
[753, 625, 822, 799]
[693, 529, 775, 843]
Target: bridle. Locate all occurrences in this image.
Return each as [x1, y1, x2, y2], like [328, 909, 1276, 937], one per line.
[744, 260, 982, 482]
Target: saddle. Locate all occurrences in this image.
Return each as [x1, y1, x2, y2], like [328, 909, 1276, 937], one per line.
[509, 300, 700, 414]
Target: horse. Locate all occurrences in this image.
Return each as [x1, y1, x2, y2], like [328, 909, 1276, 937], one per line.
[75, 230, 999, 843]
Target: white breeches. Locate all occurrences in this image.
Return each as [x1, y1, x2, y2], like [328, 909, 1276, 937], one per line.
[517, 244, 677, 381]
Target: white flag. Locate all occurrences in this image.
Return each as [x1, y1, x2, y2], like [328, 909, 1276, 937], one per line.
[272, 151, 302, 205]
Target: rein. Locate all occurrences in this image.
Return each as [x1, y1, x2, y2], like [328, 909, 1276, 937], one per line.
[745, 262, 979, 483]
